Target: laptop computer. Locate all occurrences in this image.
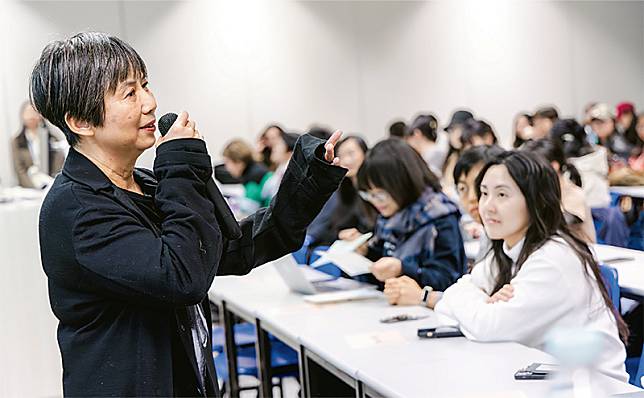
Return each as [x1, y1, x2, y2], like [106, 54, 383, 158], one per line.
[273, 254, 376, 295]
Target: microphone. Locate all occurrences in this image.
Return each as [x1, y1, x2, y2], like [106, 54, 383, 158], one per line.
[158, 112, 242, 240]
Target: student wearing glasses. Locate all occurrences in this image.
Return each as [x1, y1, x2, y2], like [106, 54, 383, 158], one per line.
[356, 139, 467, 292]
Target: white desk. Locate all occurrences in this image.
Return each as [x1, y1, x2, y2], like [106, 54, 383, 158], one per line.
[594, 244, 644, 298]
[0, 197, 62, 398]
[209, 263, 640, 398]
[611, 186, 644, 199]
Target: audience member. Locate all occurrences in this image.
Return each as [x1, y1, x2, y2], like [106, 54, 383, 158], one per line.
[433, 151, 629, 383]
[404, 114, 448, 177]
[307, 136, 376, 247]
[512, 112, 533, 148]
[531, 106, 559, 140]
[222, 139, 272, 207]
[11, 102, 65, 188]
[551, 118, 611, 208]
[460, 119, 497, 150]
[388, 120, 407, 138]
[521, 139, 596, 242]
[356, 139, 467, 291]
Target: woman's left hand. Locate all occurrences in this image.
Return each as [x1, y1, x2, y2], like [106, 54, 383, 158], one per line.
[324, 130, 343, 165]
[371, 257, 402, 281]
[384, 276, 423, 306]
[487, 284, 514, 303]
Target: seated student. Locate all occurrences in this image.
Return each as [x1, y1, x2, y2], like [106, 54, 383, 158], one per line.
[512, 112, 533, 148]
[589, 103, 634, 164]
[11, 102, 66, 188]
[551, 118, 612, 208]
[256, 124, 286, 171]
[261, 131, 299, 198]
[356, 139, 467, 291]
[222, 139, 272, 207]
[405, 114, 448, 178]
[442, 110, 475, 189]
[430, 151, 629, 382]
[460, 119, 498, 150]
[383, 145, 503, 306]
[531, 105, 559, 140]
[306, 136, 376, 248]
[521, 139, 596, 243]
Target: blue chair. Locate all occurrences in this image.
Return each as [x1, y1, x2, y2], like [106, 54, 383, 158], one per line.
[599, 264, 620, 311]
[211, 323, 299, 395]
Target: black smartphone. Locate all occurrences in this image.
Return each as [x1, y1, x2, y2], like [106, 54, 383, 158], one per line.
[514, 363, 558, 380]
[417, 326, 464, 339]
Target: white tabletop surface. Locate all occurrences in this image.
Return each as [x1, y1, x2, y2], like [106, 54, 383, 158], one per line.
[610, 186, 644, 199]
[594, 244, 644, 298]
[0, 197, 62, 398]
[209, 262, 641, 397]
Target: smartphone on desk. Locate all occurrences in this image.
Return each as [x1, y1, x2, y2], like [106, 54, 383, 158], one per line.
[417, 326, 464, 339]
[514, 363, 558, 380]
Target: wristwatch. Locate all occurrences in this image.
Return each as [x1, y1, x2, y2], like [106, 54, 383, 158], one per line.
[421, 286, 433, 306]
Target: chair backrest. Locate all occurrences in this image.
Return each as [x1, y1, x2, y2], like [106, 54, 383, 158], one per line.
[598, 264, 620, 311]
[636, 348, 644, 388]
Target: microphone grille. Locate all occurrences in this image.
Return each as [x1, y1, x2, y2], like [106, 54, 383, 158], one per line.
[158, 112, 178, 136]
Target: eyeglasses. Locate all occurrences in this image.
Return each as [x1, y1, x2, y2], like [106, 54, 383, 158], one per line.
[358, 190, 391, 203]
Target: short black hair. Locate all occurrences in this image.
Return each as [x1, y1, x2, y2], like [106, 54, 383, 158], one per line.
[460, 119, 497, 147]
[30, 32, 147, 147]
[388, 120, 406, 138]
[533, 106, 559, 121]
[357, 139, 441, 209]
[453, 144, 504, 183]
[521, 138, 582, 187]
[407, 114, 438, 142]
[550, 118, 593, 159]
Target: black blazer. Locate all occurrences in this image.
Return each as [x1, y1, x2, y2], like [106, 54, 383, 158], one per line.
[39, 135, 345, 397]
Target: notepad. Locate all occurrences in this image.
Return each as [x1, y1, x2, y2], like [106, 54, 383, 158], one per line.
[309, 233, 373, 276]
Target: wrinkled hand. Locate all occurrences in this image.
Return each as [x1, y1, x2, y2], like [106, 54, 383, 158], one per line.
[324, 130, 343, 165]
[156, 111, 200, 147]
[487, 284, 514, 303]
[371, 257, 402, 282]
[384, 276, 423, 306]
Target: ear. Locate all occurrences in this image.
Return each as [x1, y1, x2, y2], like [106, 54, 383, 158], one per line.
[64, 113, 94, 138]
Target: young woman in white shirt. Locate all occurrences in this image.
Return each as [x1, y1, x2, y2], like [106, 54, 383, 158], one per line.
[430, 150, 629, 382]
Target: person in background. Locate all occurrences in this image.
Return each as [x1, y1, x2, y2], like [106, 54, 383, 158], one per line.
[629, 113, 644, 171]
[460, 119, 497, 150]
[222, 139, 272, 207]
[521, 139, 596, 243]
[307, 136, 376, 248]
[551, 118, 612, 209]
[256, 124, 285, 171]
[404, 114, 448, 177]
[442, 109, 474, 189]
[512, 112, 533, 148]
[388, 120, 406, 138]
[356, 139, 467, 292]
[307, 125, 332, 141]
[383, 145, 504, 306]
[589, 103, 633, 163]
[261, 131, 299, 198]
[616, 102, 639, 149]
[11, 102, 66, 188]
[530, 106, 559, 140]
[432, 151, 629, 383]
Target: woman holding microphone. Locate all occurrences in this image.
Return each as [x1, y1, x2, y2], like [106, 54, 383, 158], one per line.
[33, 32, 345, 397]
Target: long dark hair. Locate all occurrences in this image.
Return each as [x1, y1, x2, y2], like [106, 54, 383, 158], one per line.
[550, 118, 594, 159]
[475, 151, 629, 343]
[358, 139, 441, 209]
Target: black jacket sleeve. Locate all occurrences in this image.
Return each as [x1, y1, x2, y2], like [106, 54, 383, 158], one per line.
[217, 134, 347, 275]
[69, 139, 223, 306]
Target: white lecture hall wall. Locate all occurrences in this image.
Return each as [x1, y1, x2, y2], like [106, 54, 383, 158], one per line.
[0, 0, 643, 187]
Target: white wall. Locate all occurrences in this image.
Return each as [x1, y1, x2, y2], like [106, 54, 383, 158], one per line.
[1, 0, 643, 184]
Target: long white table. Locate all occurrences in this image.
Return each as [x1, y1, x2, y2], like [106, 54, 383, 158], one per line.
[611, 186, 644, 200]
[594, 244, 644, 299]
[208, 263, 641, 398]
[0, 195, 62, 397]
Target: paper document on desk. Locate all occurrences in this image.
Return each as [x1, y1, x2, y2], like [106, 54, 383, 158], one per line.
[310, 232, 373, 276]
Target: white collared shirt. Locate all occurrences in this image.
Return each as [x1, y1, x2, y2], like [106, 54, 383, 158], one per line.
[435, 236, 628, 382]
